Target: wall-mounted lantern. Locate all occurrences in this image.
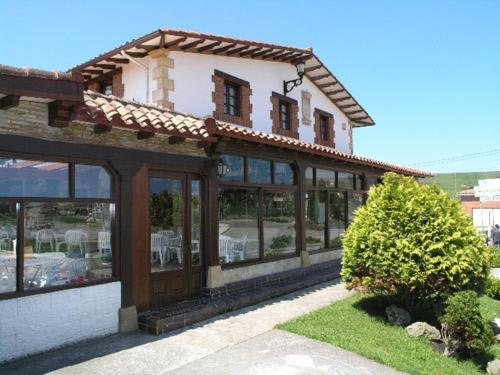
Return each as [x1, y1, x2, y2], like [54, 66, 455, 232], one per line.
[216, 158, 229, 177]
[283, 61, 306, 96]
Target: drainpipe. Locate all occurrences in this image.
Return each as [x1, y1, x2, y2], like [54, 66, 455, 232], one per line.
[121, 50, 150, 103]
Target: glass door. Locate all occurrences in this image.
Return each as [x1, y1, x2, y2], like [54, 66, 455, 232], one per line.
[149, 171, 202, 306]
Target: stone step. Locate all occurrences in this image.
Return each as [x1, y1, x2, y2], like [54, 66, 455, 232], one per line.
[138, 261, 341, 335]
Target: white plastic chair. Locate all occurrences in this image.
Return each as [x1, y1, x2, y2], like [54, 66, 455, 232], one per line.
[157, 230, 174, 239]
[166, 235, 182, 264]
[98, 231, 112, 255]
[219, 235, 235, 262]
[150, 233, 165, 267]
[233, 234, 248, 261]
[35, 229, 56, 253]
[56, 230, 88, 257]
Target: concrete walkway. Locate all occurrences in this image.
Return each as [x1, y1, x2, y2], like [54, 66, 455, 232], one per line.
[0, 279, 400, 374]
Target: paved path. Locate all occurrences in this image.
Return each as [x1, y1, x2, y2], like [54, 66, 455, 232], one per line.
[0, 279, 400, 374]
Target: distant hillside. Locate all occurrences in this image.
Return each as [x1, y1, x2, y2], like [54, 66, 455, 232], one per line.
[422, 171, 500, 197]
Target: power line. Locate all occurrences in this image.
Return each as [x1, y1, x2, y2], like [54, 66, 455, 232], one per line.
[408, 148, 500, 167]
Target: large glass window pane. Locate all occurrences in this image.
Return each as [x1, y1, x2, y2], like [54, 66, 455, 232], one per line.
[366, 175, 380, 189]
[75, 164, 112, 198]
[338, 172, 355, 190]
[263, 191, 296, 258]
[150, 178, 183, 272]
[274, 162, 294, 185]
[23, 202, 113, 290]
[0, 203, 17, 294]
[316, 169, 336, 188]
[218, 155, 244, 182]
[348, 192, 364, 225]
[356, 174, 365, 191]
[247, 158, 271, 184]
[0, 159, 69, 197]
[191, 180, 201, 266]
[329, 192, 346, 248]
[305, 191, 326, 252]
[218, 188, 259, 264]
[305, 167, 314, 186]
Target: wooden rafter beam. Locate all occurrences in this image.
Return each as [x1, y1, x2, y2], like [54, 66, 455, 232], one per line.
[334, 96, 352, 103]
[197, 40, 221, 52]
[325, 88, 345, 95]
[164, 36, 187, 49]
[305, 65, 322, 73]
[124, 51, 148, 58]
[272, 51, 296, 60]
[225, 45, 250, 56]
[211, 43, 237, 54]
[339, 103, 358, 109]
[180, 38, 205, 50]
[83, 69, 104, 75]
[310, 73, 331, 81]
[95, 63, 116, 70]
[136, 130, 155, 140]
[260, 49, 285, 59]
[281, 52, 303, 62]
[317, 82, 338, 89]
[239, 46, 262, 57]
[350, 115, 370, 121]
[344, 109, 364, 115]
[251, 48, 273, 58]
[168, 136, 185, 144]
[0, 95, 20, 110]
[139, 44, 157, 52]
[107, 57, 129, 64]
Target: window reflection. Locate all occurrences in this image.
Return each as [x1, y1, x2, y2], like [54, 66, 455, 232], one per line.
[191, 180, 201, 266]
[75, 164, 111, 198]
[150, 178, 183, 272]
[338, 172, 354, 190]
[348, 192, 364, 225]
[0, 203, 17, 293]
[23, 202, 113, 290]
[305, 191, 326, 251]
[263, 191, 296, 258]
[0, 159, 68, 197]
[218, 188, 259, 264]
[247, 158, 271, 184]
[316, 169, 336, 188]
[329, 193, 346, 248]
[274, 162, 294, 185]
[219, 155, 244, 182]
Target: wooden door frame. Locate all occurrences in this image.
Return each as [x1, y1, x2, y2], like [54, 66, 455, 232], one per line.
[147, 169, 204, 307]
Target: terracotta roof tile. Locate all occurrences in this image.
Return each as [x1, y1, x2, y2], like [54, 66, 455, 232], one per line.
[80, 91, 212, 140]
[78, 92, 431, 177]
[0, 64, 74, 81]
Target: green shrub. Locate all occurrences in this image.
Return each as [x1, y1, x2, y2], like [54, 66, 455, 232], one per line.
[484, 276, 500, 300]
[270, 234, 293, 249]
[342, 172, 490, 313]
[439, 291, 494, 357]
[490, 247, 500, 268]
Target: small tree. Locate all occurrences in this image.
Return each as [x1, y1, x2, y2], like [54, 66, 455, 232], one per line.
[342, 173, 490, 313]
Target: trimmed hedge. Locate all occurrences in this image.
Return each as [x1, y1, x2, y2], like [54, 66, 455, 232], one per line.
[342, 173, 490, 313]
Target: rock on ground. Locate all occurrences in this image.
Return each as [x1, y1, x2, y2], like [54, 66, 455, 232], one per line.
[405, 322, 441, 341]
[492, 319, 500, 335]
[487, 359, 500, 374]
[385, 305, 411, 327]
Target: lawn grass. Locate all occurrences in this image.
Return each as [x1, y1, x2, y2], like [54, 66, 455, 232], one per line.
[277, 293, 500, 375]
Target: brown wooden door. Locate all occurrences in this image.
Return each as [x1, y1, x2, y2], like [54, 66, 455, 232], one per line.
[149, 171, 203, 306]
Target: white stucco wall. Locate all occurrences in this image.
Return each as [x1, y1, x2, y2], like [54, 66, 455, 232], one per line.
[0, 281, 121, 363]
[119, 51, 352, 153]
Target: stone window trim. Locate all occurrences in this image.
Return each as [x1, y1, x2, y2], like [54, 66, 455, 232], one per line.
[270, 92, 299, 139]
[212, 69, 252, 128]
[314, 108, 335, 148]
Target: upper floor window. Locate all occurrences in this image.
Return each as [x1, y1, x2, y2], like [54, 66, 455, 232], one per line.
[100, 81, 113, 96]
[224, 82, 240, 116]
[279, 101, 291, 130]
[271, 92, 298, 139]
[319, 115, 329, 141]
[314, 109, 334, 147]
[212, 70, 252, 127]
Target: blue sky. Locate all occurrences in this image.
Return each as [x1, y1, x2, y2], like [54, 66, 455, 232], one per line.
[1, 1, 499, 174]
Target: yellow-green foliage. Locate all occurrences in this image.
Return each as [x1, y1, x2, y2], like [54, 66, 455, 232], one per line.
[342, 173, 490, 308]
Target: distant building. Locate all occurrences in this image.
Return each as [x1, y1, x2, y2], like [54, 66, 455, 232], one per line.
[459, 179, 500, 238]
